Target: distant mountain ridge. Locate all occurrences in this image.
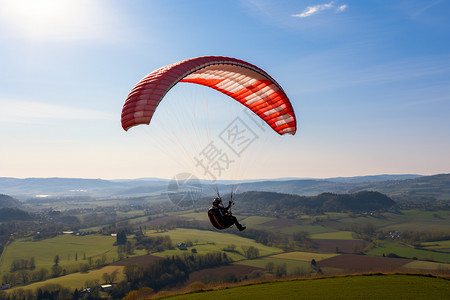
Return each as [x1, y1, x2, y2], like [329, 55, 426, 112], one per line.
[0, 177, 157, 198]
[235, 174, 450, 203]
[0, 174, 449, 203]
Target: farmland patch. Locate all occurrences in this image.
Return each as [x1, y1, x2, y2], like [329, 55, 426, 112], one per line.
[109, 254, 162, 267]
[420, 240, 450, 252]
[277, 225, 338, 235]
[185, 264, 263, 285]
[237, 257, 311, 274]
[272, 251, 338, 262]
[313, 239, 366, 253]
[259, 218, 298, 228]
[317, 254, 412, 273]
[7, 265, 124, 293]
[0, 235, 117, 274]
[144, 228, 283, 259]
[310, 231, 356, 240]
[240, 216, 276, 227]
[400, 260, 450, 274]
[367, 241, 450, 263]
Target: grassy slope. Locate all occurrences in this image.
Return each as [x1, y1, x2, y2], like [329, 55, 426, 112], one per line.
[310, 231, 356, 240]
[337, 210, 450, 231]
[146, 228, 282, 261]
[6, 266, 125, 293]
[271, 251, 338, 261]
[0, 235, 117, 274]
[236, 257, 311, 274]
[367, 241, 450, 263]
[165, 274, 450, 299]
[277, 225, 338, 235]
[421, 240, 450, 252]
[239, 216, 276, 227]
[2, 209, 449, 293]
[402, 260, 450, 271]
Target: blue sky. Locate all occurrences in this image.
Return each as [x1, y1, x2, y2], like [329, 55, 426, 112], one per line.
[0, 0, 449, 180]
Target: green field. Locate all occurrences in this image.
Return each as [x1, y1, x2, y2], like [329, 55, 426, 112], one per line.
[324, 212, 349, 219]
[0, 234, 117, 274]
[271, 251, 338, 262]
[236, 251, 338, 275]
[277, 224, 338, 235]
[421, 240, 450, 252]
[402, 260, 450, 272]
[236, 256, 312, 274]
[2, 208, 450, 295]
[146, 228, 283, 261]
[166, 274, 450, 299]
[367, 241, 450, 263]
[6, 265, 125, 293]
[239, 216, 276, 227]
[335, 209, 450, 231]
[310, 231, 357, 240]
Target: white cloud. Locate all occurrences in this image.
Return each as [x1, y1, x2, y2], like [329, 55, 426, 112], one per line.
[292, 1, 347, 18]
[293, 1, 334, 18]
[0, 99, 115, 124]
[337, 4, 348, 12]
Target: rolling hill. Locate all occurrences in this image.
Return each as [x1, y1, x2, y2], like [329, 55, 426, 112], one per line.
[1, 174, 449, 204]
[235, 174, 450, 203]
[232, 190, 396, 213]
[0, 194, 23, 208]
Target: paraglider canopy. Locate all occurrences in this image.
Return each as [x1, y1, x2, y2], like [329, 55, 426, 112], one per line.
[121, 56, 297, 135]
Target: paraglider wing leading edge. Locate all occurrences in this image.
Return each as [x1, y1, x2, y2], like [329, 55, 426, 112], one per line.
[121, 56, 297, 135]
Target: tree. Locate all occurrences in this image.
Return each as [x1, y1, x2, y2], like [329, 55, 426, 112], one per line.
[53, 255, 59, 266]
[275, 264, 287, 278]
[117, 231, 127, 245]
[30, 257, 36, 270]
[123, 287, 154, 300]
[102, 269, 119, 284]
[293, 231, 310, 242]
[79, 263, 89, 273]
[126, 242, 135, 255]
[18, 270, 30, 284]
[102, 272, 109, 284]
[34, 268, 49, 281]
[123, 264, 144, 284]
[242, 246, 260, 259]
[265, 262, 274, 273]
[110, 269, 119, 283]
[85, 279, 100, 288]
[51, 265, 62, 277]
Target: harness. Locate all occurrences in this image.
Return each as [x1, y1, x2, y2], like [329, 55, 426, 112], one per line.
[208, 206, 228, 230]
[207, 193, 235, 230]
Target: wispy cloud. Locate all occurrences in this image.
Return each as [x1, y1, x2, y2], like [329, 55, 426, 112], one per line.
[288, 51, 450, 98]
[292, 1, 347, 18]
[0, 99, 115, 125]
[336, 4, 348, 12]
[410, 0, 444, 19]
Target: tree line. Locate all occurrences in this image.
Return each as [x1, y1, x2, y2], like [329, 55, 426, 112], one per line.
[110, 252, 232, 298]
[231, 191, 397, 216]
